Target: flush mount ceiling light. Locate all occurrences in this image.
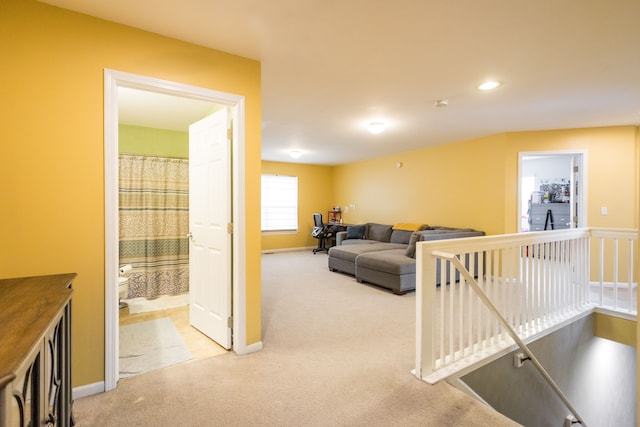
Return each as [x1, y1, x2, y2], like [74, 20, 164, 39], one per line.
[368, 122, 385, 134]
[478, 81, 502, 91]
[289, 150, 302, 159]
[434, 99, 449, 108]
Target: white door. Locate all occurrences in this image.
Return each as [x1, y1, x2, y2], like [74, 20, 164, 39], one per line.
[188, 108, 232, 349]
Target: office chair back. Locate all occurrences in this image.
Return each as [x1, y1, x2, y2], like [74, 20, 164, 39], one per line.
[312, 213, 325, 238]
[313, 213, 323, 228]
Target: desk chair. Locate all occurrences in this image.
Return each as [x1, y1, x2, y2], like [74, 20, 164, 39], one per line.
[312, 213, 334, 254]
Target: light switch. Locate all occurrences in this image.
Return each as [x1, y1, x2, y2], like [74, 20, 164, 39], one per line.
[601, 207, 608, 215]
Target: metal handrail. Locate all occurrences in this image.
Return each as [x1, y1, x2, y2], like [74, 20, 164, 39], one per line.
[433, 250, 587, 427]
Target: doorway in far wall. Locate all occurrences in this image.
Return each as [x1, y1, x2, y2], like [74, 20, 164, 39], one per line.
[518, 151, 587, 232]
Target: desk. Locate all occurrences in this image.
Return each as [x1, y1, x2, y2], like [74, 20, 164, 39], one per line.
[327, 222, 348, 233]
[313, 223, 348, 254]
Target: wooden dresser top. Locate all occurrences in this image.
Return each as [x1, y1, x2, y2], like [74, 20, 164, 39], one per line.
[0, 273, 75, 388]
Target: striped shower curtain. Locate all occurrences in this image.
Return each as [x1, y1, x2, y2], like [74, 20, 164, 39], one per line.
[119, 154, 189, 299]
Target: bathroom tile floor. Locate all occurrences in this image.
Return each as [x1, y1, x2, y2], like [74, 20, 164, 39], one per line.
[119, 305, 229, 361]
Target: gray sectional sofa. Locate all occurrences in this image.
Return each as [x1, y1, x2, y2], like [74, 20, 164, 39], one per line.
[327, 223, 484, 295]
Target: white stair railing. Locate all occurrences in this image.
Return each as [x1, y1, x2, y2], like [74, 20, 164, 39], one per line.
[590, 228, 637, 313]
[415, 228, 637, 384]
[438, 252, 587, 426]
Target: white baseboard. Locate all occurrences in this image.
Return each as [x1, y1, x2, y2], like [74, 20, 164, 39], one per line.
[261, 246, 315, 254]
[590, 281, 638, 289]
[237, 341, 263, 355]
[246, 341, 263, 353]
[73, 381, 105, 400]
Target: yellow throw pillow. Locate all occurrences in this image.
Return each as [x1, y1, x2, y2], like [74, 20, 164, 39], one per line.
[392, 223, 426, 232]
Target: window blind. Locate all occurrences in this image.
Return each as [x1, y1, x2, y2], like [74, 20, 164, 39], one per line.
[261, 174, 298, 232]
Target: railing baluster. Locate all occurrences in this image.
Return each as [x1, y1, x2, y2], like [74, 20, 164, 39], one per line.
[459, 255, 465, 357]
[627, 239, 637, 313]
[436, 258, 442, 368]
[599, 237, 605, 306]
[613, 238, 619, 309]
[417, 227, 636, 387]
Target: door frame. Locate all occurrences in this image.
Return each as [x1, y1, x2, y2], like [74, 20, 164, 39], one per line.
[104, 69, 249, 391]
[517, 150, 588, 232]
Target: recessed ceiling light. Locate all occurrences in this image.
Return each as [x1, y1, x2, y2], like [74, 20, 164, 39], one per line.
[289, 150, 302, 159]
[368, 122, 385, 134]
[478, 81, 502, 91]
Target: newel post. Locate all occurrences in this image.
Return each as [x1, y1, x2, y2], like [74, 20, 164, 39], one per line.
[415, 241, 437, 380]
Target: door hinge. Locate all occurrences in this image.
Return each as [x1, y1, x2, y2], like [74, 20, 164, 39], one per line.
[227, 316, 233, 328]
[227, 222, 234, 234]
[227, 127, 233, 141]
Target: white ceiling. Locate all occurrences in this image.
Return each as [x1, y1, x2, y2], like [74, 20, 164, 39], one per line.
[42, 0, 640, 165]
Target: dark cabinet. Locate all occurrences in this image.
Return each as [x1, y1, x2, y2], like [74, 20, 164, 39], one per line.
[0, 273, 75, 427]
[530, 203, 571, 231]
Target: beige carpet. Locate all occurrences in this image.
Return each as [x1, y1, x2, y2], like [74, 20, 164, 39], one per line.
[74, 250, 521, 427]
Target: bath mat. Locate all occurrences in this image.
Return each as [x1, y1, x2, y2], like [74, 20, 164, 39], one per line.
[123, 293, 189, 314]
[119, 317, 192, 378]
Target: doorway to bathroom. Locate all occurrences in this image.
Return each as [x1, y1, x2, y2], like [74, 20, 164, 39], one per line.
[104, 69, 248, 391]
[116, 95, 228, 379]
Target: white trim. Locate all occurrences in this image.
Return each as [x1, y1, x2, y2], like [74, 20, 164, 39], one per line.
[72, 381, 104, 400]
[103, 71, 119, 392]
[594, 307, 637, 322]
[517, 150, 588, 233]
[242, 341, 264, 355]
[261, 246, 317, 254]
[103, 69, 249, 390]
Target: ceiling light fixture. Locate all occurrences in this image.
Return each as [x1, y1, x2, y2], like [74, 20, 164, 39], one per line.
[478, 81, 502, 91]
[289, 150, 302, 159]
[434, 99, 449, 108]
[368, 122, 385, 134]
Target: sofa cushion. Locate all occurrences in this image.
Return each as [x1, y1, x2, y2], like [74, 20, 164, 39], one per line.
[341, 239, 381, 246]
[405, 232, 421, 258]
[328, 243, 399, 263]
[356, 249, 416, 275]
[366, 223, 393, 242]
[346, 224, 366, 240]
[389, 229, 413, 245]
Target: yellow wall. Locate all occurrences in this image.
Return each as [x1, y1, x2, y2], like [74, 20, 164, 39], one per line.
[0, 0, 262, 387]
[332, 133, 508, 234]
[330, 126, 638, 236]
[261, 161, 334, 250]
[594, 312, 636, 347]
[503, 126, 639, 231]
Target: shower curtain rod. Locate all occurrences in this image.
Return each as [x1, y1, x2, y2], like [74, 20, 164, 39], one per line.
[119, 152, 188, 160]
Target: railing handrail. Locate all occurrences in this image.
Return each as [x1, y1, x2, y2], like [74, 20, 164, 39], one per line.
[436, 251, 587, 427]
[421, 228, 592, 254]
[589, 227, 637, 239]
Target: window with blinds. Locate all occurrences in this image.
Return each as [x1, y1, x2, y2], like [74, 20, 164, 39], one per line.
[261, 174, 298, 232]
